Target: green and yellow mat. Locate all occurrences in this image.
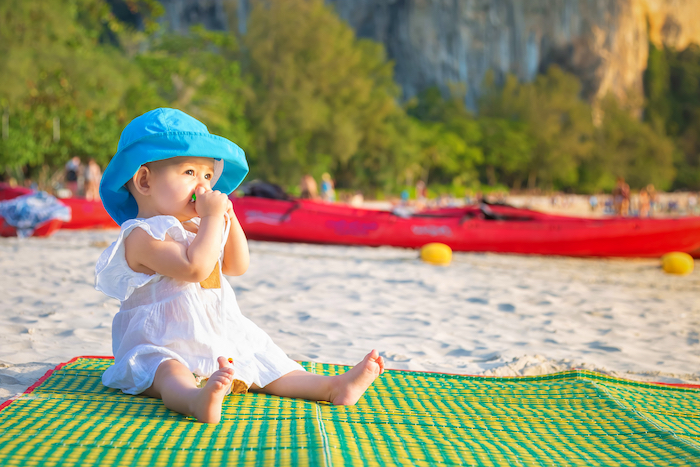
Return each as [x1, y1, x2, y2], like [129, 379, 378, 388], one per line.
[0, 357, 699, 466]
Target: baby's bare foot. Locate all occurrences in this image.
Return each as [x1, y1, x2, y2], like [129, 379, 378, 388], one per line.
[192, 356, 234, 424]
[331, 349, 385, 405]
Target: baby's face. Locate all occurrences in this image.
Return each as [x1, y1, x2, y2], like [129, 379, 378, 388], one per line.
[147, 156, 216, 221]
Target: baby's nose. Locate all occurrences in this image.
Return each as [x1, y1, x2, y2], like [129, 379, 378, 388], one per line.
[196, 179, 212, 190]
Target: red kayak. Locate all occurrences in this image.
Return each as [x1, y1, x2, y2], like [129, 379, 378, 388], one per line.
[0, 186, 65, 237]
[0, 185, 32, 201]
[0, 217, 64, 237]
[232, 196, 700, 258]
[0, 185, 117, 230]
[59, 197, 118, 230]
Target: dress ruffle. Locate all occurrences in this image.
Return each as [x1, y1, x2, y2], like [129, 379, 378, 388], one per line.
[95, 216, 189, 301]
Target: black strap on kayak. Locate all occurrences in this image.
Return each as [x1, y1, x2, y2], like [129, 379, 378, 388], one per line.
[279, 202, 301, 222]
[459, 210, 480, 225]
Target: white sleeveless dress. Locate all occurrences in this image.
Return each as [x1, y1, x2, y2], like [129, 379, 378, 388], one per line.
[95, 215, 304, 395]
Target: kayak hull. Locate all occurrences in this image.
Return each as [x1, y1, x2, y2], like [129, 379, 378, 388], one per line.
[59, 197, 118, 230]
[233, 197, 700, 258]
[0, 217, 63, 238]
[0, 186, 118, 230]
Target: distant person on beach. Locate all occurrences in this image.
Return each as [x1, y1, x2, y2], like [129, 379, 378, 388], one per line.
[589, 194, 598, 212]
[95, 108, 384, 424]
[688, 193, 697, 214]
[463, 189, 474, 205]
[321, 172, 335, 202]
[612, 177, 630, 216]
[638, 188, 650, 217]
[350, 191, 364, 207]
[84, 158, 102, 201]
[645, 184, 657, 215]
[416, 180, 427, 201]
[64, 156, 81, 196]
[299, 174, 318, 199]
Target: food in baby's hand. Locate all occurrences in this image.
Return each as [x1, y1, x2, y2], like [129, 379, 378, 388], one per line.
[229, 379, 249, 395]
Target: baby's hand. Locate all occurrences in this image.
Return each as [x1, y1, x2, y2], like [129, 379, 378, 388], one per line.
[194, 187, 229, 218]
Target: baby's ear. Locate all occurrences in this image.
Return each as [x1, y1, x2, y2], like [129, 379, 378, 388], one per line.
[131, 166, 152, 195]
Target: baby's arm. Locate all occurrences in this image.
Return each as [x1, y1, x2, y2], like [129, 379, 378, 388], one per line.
[124, 189, 229, 282]
[221, 199, 250, 276]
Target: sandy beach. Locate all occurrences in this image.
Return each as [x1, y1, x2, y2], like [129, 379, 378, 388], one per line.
[1, 228, 699, 404]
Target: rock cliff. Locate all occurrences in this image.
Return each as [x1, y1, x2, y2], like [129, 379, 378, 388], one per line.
[157, 0, 700, 109]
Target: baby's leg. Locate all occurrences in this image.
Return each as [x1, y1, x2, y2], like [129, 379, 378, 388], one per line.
[253, 349, 385, 405]
[141, 357, 234, 424]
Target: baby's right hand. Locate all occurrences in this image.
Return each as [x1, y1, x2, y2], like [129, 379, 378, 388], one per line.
[194, 187, 230, 218]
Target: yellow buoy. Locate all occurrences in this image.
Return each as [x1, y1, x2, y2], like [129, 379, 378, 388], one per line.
[661, 252, 694, 275]
[420, 243, 452, 266]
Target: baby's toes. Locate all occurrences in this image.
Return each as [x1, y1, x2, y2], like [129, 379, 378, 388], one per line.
[211, 376, 231, 390]
[216, 368, 235, 379]
[214, 372, 234, 383]
[216, 374, 233, 385]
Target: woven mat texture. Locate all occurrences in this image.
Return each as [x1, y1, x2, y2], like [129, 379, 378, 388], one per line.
[0, 357, 699, 466]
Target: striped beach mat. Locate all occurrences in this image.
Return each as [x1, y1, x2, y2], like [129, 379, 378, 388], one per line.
[0, 357, 698, 466]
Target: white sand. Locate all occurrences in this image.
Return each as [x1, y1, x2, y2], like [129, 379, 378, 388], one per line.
[1, 229, 699, 403]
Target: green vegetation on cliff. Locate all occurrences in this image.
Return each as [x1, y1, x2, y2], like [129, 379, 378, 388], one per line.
[645, 43, 700, 190]
[0, 0, 696, 195]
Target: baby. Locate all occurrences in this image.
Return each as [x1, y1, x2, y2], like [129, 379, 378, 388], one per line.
[96, 108, 384, 423]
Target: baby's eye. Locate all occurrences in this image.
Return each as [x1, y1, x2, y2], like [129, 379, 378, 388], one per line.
[185, 169, 194, 176]
[204, 174, 212, 180]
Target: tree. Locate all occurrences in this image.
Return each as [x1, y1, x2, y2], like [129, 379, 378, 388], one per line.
[586, 96, 676, 191]
[640, 43, 700, 189]
[0, 0, 144, 178]
[480, 67, 594, 191]
[479, 118, 532, 190]
[407, 88, 483, 188]
[644, 42, 671, 134]
[241, 0, 406, 190]
[131, 27, 249, 152]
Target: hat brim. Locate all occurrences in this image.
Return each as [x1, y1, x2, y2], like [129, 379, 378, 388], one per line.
[100, 131, 248, 225]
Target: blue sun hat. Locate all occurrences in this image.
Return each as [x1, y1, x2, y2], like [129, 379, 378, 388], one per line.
[100, 108, 248, 225]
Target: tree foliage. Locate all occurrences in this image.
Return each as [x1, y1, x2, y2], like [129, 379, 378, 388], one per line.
[131, 27, 249, 150]
[645, 43, 700, 190]
[406, 88, 482, 188]
[479, 118, 532, 190]
[0, 0, 142, 174]
[0, 0, 695, 195]
[241, 0, 407, 190]
[583, 96, 675, 192]
[479, 67, 595, 190]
